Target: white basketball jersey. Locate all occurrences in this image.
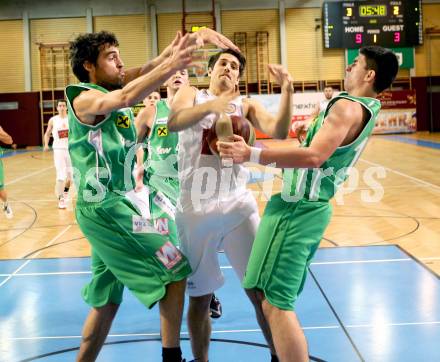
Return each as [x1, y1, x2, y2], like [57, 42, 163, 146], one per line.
[51, 115, 69, 150]
[177, 89, 250, 210]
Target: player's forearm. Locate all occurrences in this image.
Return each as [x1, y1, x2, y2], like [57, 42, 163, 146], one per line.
[168, 102, 213, 132]
[259, 146, 322, 169]
[43, 135, 50, 148]
[136, 147, 145, 168]
[121, 61, 175, 108]
[272, 82, 294, 139]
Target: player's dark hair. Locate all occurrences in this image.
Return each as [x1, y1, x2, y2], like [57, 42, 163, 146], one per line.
[208, 49, 246, 77]
[56, 99, 66, 106]
[69, 31, 119, 83]
[359, 46, 399, 94]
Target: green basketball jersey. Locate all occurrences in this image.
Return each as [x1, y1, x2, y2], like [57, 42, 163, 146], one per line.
[283, 92, 381, 202]
[65, 83, 137, 207]
[145, 100, 179, 179]
[141, 100, 180, 203]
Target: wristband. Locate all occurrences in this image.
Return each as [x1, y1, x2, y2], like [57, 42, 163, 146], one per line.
[250, 147, 262, 164]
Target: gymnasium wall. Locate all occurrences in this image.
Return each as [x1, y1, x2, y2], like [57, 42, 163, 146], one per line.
[30, 17, 87, 91]
[221, 9, 281, 83]
[285, 8, 344, 82]
[0, 92, 40, 146]
[415, 4, 440, 77]
[0, 20, 25, 93]
[94, 15, 152, 72]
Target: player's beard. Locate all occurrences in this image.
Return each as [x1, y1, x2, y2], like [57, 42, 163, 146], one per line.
[97, 78, 123, 91]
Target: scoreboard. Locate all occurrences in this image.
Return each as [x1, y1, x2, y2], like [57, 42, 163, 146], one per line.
[323, 0, 423, 48]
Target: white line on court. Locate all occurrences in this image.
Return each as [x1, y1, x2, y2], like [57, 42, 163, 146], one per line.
[359, 158, 440, 192]
[5, 165, 54, 186]
[346, 321, 440, 328]
[0, 225, 72, 288]
[311, 258, 411, 265]
[0, 257, 424, 277]
[7, 321, 440, 341]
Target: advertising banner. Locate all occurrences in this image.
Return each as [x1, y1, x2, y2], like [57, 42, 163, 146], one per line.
[250, 90, 416, 138]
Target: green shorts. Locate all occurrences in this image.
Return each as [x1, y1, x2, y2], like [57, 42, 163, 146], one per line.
[0, 158, 4, 190]
[242, 193, 332, 311]
[76, 195, 191, 309]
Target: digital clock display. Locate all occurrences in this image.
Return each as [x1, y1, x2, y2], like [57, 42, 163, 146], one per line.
[323, 0, 423, 48]
[359, 5, 387, 17]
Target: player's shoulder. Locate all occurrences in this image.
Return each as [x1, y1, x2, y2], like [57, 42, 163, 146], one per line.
[329, 98, 363, 123]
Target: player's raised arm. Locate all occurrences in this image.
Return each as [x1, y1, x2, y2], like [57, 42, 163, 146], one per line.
[135, 104, 156, 144]
[244, 64, 293, 139]
[168, 86, 234, 132]
[72, 33, 200, 125]
[124, 29, 239, 84]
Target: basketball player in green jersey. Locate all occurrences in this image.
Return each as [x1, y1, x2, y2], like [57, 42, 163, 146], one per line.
[0, 126, 14, 219]
[218, 46, 399, 362]
[66, 29, 239, 362]
[135, 69, 223, 319]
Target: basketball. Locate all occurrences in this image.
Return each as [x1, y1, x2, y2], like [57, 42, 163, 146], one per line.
[206, 114, 256, 155]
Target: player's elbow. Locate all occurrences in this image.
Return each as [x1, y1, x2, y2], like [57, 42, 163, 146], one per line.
[121, 94, 135, 109]
[308, 154, 324, 168]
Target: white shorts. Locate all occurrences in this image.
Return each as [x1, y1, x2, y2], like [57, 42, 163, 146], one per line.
[53, 149, 72, 181]
[176, 192, 260, 297]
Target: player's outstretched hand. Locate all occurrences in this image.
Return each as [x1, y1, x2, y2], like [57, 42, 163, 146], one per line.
[168, 32, 204, 71]
[217, 134, 251, 164]
[195, 28, 240, 52]
[291, 120, 308, 143]
[267, 64, 293, 90]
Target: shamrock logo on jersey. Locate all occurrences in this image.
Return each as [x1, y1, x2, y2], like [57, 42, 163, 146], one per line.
[116, 115, 130, 128]
[157, 126, 168, 137]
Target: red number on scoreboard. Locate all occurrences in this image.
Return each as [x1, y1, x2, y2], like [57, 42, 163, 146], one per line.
[355, 33, 362, 44]
[394, 32, 401, 43]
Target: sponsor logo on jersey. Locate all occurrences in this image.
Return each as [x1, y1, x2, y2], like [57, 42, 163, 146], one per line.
[58, 129, 69, 138]
[132, 215, 157, 234]
[153, 191, 176, 218]
[156, 117, 168, 125]
[156, 241, 182, 269]
[157, 126, 168, 137]
[154, 218, 169, 235]
[156, 146, 172, 155]
[116, 115, 130, 128]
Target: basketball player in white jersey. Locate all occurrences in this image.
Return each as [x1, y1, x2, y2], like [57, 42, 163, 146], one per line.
[169, 49, 294, 362]
[43, 99, 72, 209]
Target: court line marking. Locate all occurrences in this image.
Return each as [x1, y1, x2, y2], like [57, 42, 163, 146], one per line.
[7, 321, 440, 341]
[2, 257, 432, 277]
[0, 225, 72, 288]
[5, 166, 54, 186]
[359, 158, 440, 192]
